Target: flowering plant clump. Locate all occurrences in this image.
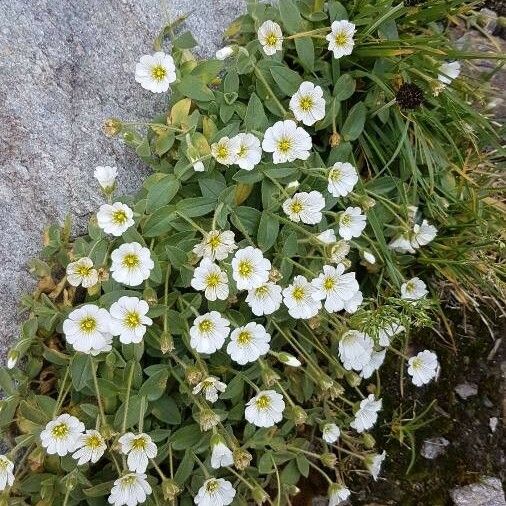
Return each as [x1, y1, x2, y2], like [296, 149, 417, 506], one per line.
[1, 0, 504, 505]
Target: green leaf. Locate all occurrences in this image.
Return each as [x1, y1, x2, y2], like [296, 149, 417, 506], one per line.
[174, 450, 194, 486]
[146, 175, 180, 213]
[177, 76, 214, 101]
[342, 101, 366, 141]
[176, 197, 216, 217]
[139, 369, 169, 401]
[114, 394, 143, 430]
[231, 207, 261, 235]
[333, 74, 356, 101]
[244, 93, 268, 131]
[257, 211, 279, 252]
[70, 354, 92, 392]
[270, 66, 303, 96]
[295, 38, 314, 71]
[170, 424, 202, 450]
[152, 395, 181, 425]
[296, 454, 310, 477]
[279, 0, 302, 33]
[143, 205, 177, 237]
[173, 31, 197, 50]
[191, 59, 223, 83]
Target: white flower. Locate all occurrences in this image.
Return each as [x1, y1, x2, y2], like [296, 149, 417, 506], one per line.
[215, 46, 234, 60]
[232, 246, 271, 290]
[233, 133, 262, 170]
[408, 350, 439, 386]
[193, 160, 205, 172]
[343, 289, 363, 314]
[72, 430, 107, 465]
[317, 229, 337, 244]
[360, 349, 386, 379]
[338, 330, 373, 371]
[322, 423, 340, 443]
[191, 258, 229, 301]
[195, 478, 236, 506]
[118, 433, 157, 473]
[193, 376, 227, 403]
[66, 257, 98, 288]
[245, 282, 283, 316]
[94, 165, 117, 191]
[365, 451, 386, 480]
[110, 242, 154, 287]
[262, 120, 312, 164]
[108, 473, 152, 506]
[328, 483, 351, 506]
[97, 202, 135, 237]
[211, 136, 240, 166]
[401, 277, 428, 300]
[193, 230, 237, 261]
[40, 414, 85, 456]
[327, 162, 358, 197]
[363, 250, 376, 264]
[378, 320, 405, 347]
[389, 233, 416, 254]
[438, 61, 461, 85]
[210, 437, 234, 469]
[245, 390, 285, 428]
[411, 219, 437, 248]
[257, 20, 283, 56]
[283, 191, 325, 225]
[312, 264, 360, 312]
[283, 275, 321, 320]
[338, 207, 366, 240]
[289, 81, 326, 126]
[326, 20, 356, 59]
[135, 51, 176, 93]
[227, 322, 271, 365]
[0, 455, 14, 491]
[6, 352, 17, 370]
[331, 240, 350, 263]
[278, 352, 302, 367]
[350, 394, 382, 433]
[63, 304, 112, 354]
[109, 296, 153, 345]
[190, 311, 230, 354]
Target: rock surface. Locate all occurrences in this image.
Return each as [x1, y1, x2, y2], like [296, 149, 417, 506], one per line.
[0, 0, 243, 357]
[451, 477, 506, 506]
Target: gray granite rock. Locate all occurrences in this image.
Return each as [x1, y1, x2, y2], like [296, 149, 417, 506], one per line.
[451, 477, 506, 506]
[0, 0, 244, 358]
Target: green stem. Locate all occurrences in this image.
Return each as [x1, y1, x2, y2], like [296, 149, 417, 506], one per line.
[254, 67, 287, 116]
[121, 361, 135, 434]
[90, 356, 107, 429]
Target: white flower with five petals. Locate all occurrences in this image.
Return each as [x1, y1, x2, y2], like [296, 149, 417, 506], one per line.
[193, 230, 237, 261]
[66, 257, 98, 288]
[350, 394, 382, 433]
[327, 162, 358, 197]
[407, 350, 439, 386]
[233, 133, 262, 170]
[40, 414, 85, 456]
[108, 473, 152, 506]
[232, 247, 271, 290]
[326, 20, 356, 59]
[195, 478, 236, 506]
[135, 52, 176, 93]
[283, 275, 321, 319]
[118, 433, 157, 473]
[245, 390, 285, 428]
[190, 311, 231, 354]
[338, 330, 373, 371]
[110, 242, 154, 287]
[262, 120, 312, 164]
[191, 258, 229, 301]
[97, 202, 135, 237]
[227, 322, 271, 365]
[338, 207, 366, 240]
[109, 296, 153, 344]
[72, 430, 107, 465]
[193, 376, 227, 403]
[283, 191, 325, 225]
[311, 264, 359, 313]
[245, 282, 283, 316]
[258, 20, 283, 56]
[289, 81, 326, 126]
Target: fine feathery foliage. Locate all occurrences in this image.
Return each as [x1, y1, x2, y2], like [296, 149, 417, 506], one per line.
[1, 0, 504, 505]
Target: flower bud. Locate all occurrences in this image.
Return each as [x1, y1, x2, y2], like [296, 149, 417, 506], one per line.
[6, 350, 18, 370]
[198, 408, 220, 432]
[186, 366, 203, 386]
[261, 368, 280, 387]
[290, 406, 308, 426]
[327, 382, 345, 399]
[308, 316, 321, 330]
[103, 117, 122, 137]
[277, 352, 301, 367]
[142, 287, 158, 306]
[285, 485, 300, 496]
[252, 486, 269, 504]
[233, 448, 253, 471]
[285, 180, 300, 195]
[321, 452, 337, 468]
[268, 268, 283, 283]
[329, 132, 341, 147]
[362, 433, 376, 449]
[215, 46, 234, 60]
[345, 370, 362, 387]
[162, 479, 181, 500]
[160, 331, 175, 354]
[27, 447, 45, 472]
[330, 240, 350, 263]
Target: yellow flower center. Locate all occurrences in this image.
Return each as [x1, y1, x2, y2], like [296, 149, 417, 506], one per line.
[406, 281, 415, 293]
[121, 475, 137, 486]
[340, 214, 352, 226]
[277, 137, 292, 154]
[206, 479, 220, 493]
[329, 168, 342, 182]
[124, 311, 141, 329]
[323, 277, 335, 291]
[412, 357, 423, 369]
[216, 144, 229, 160]
[131, 436, 147, 451]
[254, 285, 269, 298]
[237, 331, 252, 345]
[151, 64, 167, 81]
[51, 423, 69, 439]
[335, 32, 348, 46]
[122, 253, 140, 269]
[208, 234, 221, 250]
[299, 95, 314, 112]
[80, 317, 97, 333]
[0, 458, 8, 471]
[292, 286, 305, 301]
[85, 434, 103, 449]
[237, 144, 248, 158]
[198, 319, 214, 333]
[238, 260, 253, 278]
[112, 209, 127, 225]
[255, 395, 271, 409]
[205, 272, 221, 288]
[290, 201, 303, 214]
[266, 33, 278, 47]
[76, 264, 92, 277]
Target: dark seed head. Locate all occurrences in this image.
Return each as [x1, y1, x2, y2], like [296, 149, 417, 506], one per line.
[396, 82, 424, 110]
[403, 0, 424, 6]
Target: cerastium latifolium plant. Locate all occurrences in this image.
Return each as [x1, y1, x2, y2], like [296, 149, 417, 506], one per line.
[1, 0, 504, 505]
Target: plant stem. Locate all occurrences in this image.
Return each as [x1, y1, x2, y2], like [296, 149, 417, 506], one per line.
[121, 361, 135, 434]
